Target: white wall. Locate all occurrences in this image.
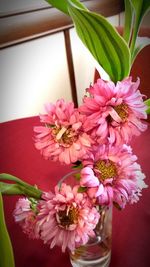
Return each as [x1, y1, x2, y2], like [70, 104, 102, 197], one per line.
[0, 33, 72, 122]
[0, 15, 119, 123]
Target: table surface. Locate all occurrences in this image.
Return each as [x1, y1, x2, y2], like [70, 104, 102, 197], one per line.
[0, 116, 150, 267]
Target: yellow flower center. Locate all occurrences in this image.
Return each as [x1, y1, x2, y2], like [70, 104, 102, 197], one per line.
[95, 159, 117, 181]
[114, 103, 128, 121]
[57, 206, 79, 227]
[51, 126, 78, 146]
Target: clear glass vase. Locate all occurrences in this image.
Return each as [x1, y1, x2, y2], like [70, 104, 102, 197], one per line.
[70, 206, 112, 267]
[58, 171, 112, 267]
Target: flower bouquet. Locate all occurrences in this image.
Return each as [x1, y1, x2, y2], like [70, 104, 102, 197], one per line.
[0, 1, 150, 267]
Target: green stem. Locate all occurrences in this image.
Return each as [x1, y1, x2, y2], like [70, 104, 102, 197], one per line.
[0, 192, 15, 267]
[130, 20, 139, 56]
[123, 0, 134, 44]
[0, 173, 42, 199]
[0, 173, 31, 185]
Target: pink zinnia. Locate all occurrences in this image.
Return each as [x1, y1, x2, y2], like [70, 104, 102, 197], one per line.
[36, 183, 100, 252]
[13, 197, 39, 239]
[34, 99, 92, 164]
[80, 77, 147, 145]
[80, 144, 147, 209]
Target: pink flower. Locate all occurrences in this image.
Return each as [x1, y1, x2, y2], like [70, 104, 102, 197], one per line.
[34, 99, 92, 164]
[13, 198, 39, 239]
[80, 144, 147, 209]
[36, 183, 100, 252]
[80, 77, 147, 145]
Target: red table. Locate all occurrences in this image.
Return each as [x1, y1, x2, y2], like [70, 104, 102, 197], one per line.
[0, 116, 150, 267]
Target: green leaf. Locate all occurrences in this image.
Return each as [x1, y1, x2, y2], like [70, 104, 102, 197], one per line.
[130, 0, 150, 56]
[0, 192, 15, 267]
[74, 173, 81, 181]
[145, 98, 150, 114]
[146, 107, 150, 114]
[72, 160, 82, 169]
[131, 36, 150, 64]
[68, 0, 131, 82]
[77, 186, 87, 193]
[46, 0, 69, 15]
[46, 0, 87, 15]
[123, 0, 134, 44]
[145, 98, 150, 105]
[131, 0, 150, 23]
